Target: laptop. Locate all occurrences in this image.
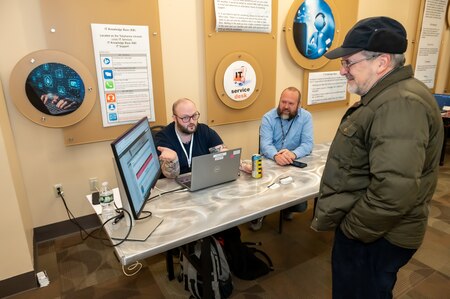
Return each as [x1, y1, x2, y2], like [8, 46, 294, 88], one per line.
[176, 148, 242, 191]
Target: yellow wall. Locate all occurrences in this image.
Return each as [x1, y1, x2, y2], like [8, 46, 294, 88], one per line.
[0, 80, 34, 279]
[0, 0, 449, 281]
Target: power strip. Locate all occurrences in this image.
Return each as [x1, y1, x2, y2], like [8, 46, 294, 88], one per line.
[36, 271, 50, 287]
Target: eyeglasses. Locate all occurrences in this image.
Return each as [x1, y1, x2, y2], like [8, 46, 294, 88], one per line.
[340, 54, 381, 69]
[174, 112, 200, 123]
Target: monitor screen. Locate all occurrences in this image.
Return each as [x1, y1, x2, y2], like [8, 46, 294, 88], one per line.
[434, 93, 450, 111]
[111, 117, 161, 219]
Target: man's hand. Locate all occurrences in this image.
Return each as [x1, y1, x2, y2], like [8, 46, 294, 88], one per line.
[274, 149, 296, 166]
[54, 99, 78, 110]
[157, 146, 178, 162]
[40, 93, 58, 105]
[157, 146, 180, 178]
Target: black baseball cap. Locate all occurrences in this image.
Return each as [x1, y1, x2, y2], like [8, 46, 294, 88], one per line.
[325, 16, 408, 59]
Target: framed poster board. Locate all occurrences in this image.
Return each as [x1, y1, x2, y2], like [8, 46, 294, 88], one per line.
[204, 0, 277, 126]
[36, 0, 166, 145]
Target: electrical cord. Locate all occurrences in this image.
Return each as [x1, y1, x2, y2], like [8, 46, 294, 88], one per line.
[57, 189, 131, 247]
[137, 210, 152, 220]
[105, 208, 133, 246]
[215, 172, 294, 200]
[58, 189, 104, 241]
[148, 186, 187, 201]
[57, 188, 145, 276]
[122, 261, 143, 276]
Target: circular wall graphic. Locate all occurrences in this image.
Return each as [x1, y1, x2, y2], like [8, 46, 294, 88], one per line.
[10, 50, 96, 128]
[214, 52, 263, 109]
[285, 0, 341, 70]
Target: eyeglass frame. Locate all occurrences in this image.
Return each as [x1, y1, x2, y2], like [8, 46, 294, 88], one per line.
[173, 112, 200, 123]
[340, 54, 381, 70]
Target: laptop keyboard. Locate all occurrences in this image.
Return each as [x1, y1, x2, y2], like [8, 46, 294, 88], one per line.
[177, 174, 192, 188]
[45, 102, 78, 115]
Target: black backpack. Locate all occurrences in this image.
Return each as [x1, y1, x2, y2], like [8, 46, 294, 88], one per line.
[216, 227, 274, 280]
[179, 236, 233, 298]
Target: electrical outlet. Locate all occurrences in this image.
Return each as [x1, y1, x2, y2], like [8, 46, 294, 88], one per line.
[53, 184, 63, 198]
[89, 177, 98, 191]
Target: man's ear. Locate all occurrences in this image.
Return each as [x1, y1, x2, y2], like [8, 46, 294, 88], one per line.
[377, 54, 391, 74]
[172, 114, 177, 122]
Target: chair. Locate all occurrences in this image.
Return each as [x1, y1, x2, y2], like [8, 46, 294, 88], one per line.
[150, 125, 165, 139]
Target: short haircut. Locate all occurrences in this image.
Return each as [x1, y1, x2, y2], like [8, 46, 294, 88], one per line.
[172, 98, 195, 115]
[361, 50, 405, 68]
[281, 87, 302, 104]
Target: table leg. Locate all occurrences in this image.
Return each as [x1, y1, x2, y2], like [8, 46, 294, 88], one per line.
[200, 238, 213, 299]
[440, 125, 448, 166]
[166, 250, 175, 280]
[278, 211, 283, 234]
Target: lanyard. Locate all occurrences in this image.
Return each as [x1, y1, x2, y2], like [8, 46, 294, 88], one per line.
[175, 130, 194, 168]
[279, 118, 295, 148]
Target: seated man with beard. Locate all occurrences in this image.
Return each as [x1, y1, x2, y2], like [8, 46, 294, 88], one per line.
[155, 98, 226, 178]
[250, 86, 314, 231]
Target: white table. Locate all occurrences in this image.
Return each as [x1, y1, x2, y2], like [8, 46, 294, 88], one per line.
[89, 143, 329, 266]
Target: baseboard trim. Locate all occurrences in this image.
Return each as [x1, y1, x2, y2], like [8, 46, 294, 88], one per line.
[34, 213, 101, 243]
[0, 270, 37, 298]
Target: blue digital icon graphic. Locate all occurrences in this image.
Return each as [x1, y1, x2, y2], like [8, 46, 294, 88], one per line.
[103, 70, 113, 79]
[55, 68, 64, 79]
[43, 75, 53, 87]
[57, 86, 66, 96]
[103, 57, 111, 65]
[293, 0, 335, 59]
[108, 103, 116, 111]
[69, 79, 81, 89]
[108, 113, 118, 121]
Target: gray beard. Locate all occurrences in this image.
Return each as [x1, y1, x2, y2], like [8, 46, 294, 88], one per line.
[277, 107, 297, 120]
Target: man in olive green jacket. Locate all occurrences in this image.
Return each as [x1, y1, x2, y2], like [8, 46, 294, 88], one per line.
[311, 17, 444, 298]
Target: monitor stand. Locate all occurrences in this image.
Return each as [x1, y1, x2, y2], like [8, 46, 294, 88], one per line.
[109, 214, 163, 241]
[111, 158, 163, 241]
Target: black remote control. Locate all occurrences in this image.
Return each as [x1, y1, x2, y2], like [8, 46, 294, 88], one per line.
[291, 161, 307, 168]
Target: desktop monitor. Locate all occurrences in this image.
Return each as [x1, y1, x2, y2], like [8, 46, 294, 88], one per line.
[110, 117, 163, 241]
[111, 117, 161, 219]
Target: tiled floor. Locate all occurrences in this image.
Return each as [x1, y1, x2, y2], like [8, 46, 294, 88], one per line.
[8, 150, 450, 298]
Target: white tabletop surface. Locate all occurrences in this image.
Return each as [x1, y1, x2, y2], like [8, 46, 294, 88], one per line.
[88, 143, 330, 265]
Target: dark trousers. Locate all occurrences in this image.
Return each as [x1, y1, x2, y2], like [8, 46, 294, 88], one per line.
[284, 201, 308, 213]
[332, 227, 416, 299]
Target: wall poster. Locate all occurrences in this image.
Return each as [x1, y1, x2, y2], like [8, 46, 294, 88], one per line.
[307, 71, 347, 105]
[413, 0, 449, 89]
[91, 23, 155, 127]
[214, 0, 272, 33]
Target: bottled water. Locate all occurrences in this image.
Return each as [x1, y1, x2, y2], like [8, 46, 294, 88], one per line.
[100, 181, 115, 223]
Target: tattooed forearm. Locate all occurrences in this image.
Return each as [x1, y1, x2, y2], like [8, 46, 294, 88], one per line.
[161, 159, 180, 178]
